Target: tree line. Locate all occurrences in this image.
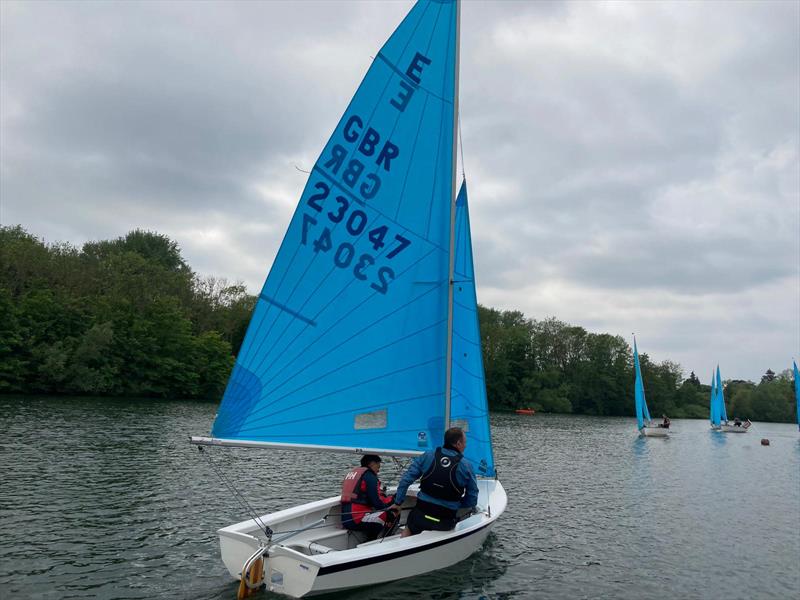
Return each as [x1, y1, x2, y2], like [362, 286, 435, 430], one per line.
[478, 307, 796, 422]
[1, 226, 253, 399]
[1, 226, 796, 422]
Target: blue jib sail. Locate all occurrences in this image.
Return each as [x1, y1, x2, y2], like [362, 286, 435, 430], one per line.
[709, 372, 719, 427]
[212, 0, 458, 454]
[450, 182, 495, 477]
[716, 366, 728, 423]
[794, 360, 799, 430]
[633, 339, 649, 429]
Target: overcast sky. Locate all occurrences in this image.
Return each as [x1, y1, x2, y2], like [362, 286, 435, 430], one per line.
[2, 0, 798, 383]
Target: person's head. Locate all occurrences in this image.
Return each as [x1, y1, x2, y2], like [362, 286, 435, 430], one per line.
[360, 454, 382, 473]
[443, 427, 466, 453]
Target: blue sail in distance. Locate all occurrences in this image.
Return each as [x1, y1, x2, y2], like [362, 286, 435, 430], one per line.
[709, 372, 719, 427]
[633, 339, 649, 429]
[212, 0, 458, 453]
[450, 182, 495, 477]
[793, 360, 799, 430]
[716, 366, 727, 423]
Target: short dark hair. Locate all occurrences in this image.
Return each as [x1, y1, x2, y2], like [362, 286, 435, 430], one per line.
[444, 427, 464, 447]
[360, 454, 381, 467]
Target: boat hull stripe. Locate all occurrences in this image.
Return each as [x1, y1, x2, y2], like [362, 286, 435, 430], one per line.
[316, 521, 492, 575]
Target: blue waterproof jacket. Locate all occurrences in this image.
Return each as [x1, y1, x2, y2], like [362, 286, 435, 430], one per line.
[394, 447, 479, 511]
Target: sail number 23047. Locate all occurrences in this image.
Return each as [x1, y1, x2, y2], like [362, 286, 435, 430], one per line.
[301, 182, 411, 295]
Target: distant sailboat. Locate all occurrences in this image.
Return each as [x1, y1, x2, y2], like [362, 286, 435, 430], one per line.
[793, 360, 799, 431]
[633, 337, 668, 437]
[715, 366, 750, 433]
[190, 1, 506, 597]
[709, 371, 720, 430]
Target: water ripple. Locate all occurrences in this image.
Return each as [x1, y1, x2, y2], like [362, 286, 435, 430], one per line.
[1, 398, 798, 599]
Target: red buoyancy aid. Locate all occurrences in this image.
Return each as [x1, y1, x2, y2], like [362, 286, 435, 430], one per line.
[340, 467, 368, 502]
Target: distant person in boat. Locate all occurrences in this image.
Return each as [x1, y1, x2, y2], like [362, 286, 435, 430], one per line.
[340, 455, 397, 540]
[734, 417, 742, 427]
[659, 415, 670, 428]
[392, 427, 479, 538]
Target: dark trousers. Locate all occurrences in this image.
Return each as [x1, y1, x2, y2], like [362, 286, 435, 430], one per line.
[405, 499, 457, 535]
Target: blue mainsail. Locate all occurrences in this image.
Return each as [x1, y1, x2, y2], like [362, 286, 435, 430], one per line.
[716, 366, 728, 423]
[450, 182, 494, 476]
[793, 360, 799, 431]
[211, 1, 465, 456]
[633, 338, 650, 429]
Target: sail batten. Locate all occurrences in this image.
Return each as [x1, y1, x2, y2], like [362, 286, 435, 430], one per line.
[257, 290, 447, 396]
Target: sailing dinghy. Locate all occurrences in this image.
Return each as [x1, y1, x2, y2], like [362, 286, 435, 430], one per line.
[633, 337, 667, 437]
[709, 371, 721, 431]
[714, 366, 750, 433]
[190, 1, 506, 597]
[794, 360, 799, 432]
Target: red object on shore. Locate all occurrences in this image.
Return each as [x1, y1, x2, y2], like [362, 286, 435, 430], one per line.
[515, 408, 535, 415]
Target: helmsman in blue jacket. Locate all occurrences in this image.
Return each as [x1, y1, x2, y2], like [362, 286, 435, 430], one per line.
[392, 427, 479, 537]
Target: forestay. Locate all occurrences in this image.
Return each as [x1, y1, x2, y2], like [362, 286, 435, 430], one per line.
[210, 0, 459, 455]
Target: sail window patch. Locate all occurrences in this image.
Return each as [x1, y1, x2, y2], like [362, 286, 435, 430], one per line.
[451, 419, 469, 432]
[354, 409, 387, 430]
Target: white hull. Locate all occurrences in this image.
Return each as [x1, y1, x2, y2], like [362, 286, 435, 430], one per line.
[720, 424, 749, 433]
[218, 479, 507, 598]
[640, 426, 669, 437]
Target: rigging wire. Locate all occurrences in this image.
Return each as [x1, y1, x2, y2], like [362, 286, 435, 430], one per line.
[197, 446, 273, 540]
[197, 448, 413, 542]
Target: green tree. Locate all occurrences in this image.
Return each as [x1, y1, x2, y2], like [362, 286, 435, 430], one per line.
[194, 332, 235, 399]
[0, 288, 26, 391]
[67, 322, 118, 394]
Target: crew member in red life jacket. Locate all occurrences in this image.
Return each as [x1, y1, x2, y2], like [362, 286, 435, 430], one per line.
[340, 455, 396, 540]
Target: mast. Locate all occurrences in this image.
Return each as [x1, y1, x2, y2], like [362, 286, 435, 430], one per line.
[444, 0, 461, 430]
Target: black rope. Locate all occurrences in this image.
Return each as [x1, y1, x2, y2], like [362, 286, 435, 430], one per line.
[197, 446, 273, 540]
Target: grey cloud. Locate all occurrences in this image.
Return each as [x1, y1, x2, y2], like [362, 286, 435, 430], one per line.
[1, 0, 797, 382]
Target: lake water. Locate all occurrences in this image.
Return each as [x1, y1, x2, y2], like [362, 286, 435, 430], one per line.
[1, 396, 798, 599]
